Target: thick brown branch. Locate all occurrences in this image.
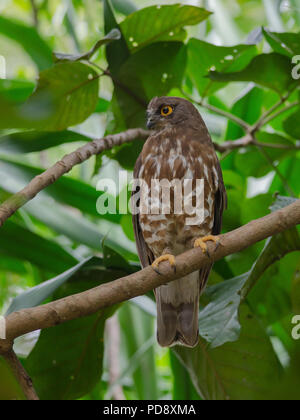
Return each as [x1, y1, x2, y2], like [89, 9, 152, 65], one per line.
[2, 350, 39, 400]
[0, 200, 299, 349]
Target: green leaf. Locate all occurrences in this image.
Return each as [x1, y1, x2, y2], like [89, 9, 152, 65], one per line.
[0, 220, 77, 274]
[283, 107, 300, 139]
[209, 53, 297, 94]
[187, 38, 257, 97]
[198, 274, 248, 348]
[114, 41, 187, 130]
[173, 306, 282, 400]
[28, 62, 99, 131]
[225, 86, 264, 140]
[5, 258, 93, 315]
[53, 29, 121, 62]
[0, 130, 89, 154]
[120, 4, 212, 53]
[263, 28, 300, 57]
[104, 0, 130, 75]
[0, 16, 53, 71]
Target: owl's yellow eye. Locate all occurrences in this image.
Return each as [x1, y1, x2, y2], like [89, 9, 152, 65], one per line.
[161, 105, 173, 117]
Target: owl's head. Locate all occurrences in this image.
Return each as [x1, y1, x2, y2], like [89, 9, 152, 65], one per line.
[146, 96, 201, 131]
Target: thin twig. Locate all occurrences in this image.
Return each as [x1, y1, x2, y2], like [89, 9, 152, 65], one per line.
[181, 90, 251, 132]
[257, 101, 299, 129]
[251, 88, 299, 132]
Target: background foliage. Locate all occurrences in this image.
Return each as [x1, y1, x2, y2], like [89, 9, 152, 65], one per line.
[0, 0, 299, 400]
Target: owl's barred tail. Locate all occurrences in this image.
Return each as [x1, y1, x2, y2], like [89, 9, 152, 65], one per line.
[156, 272, 200, 348]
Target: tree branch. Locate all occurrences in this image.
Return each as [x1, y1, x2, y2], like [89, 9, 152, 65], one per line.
[0, 200, 299, 352]
[2, 349, 39, 400]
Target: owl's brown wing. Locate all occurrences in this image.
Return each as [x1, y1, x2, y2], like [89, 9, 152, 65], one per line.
[198, 156, 227, 295]
[132, 154, 154, 268]
[212, 159, 227, 235]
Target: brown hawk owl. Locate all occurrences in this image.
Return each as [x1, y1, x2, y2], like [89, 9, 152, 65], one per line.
[132, 97, 227, 348]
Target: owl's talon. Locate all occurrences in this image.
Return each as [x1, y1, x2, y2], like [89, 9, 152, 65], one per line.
[194, 235, 220, 256]
[152, 254, 176, 275]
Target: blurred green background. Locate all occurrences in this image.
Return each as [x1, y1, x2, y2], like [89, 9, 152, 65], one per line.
[0, 0, 299, 400]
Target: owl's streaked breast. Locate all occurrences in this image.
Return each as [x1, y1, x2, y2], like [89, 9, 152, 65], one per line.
[137, 131, 218, 256]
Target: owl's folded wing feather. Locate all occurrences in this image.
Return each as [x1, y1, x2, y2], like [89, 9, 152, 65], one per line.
[132, 154, 154, 268]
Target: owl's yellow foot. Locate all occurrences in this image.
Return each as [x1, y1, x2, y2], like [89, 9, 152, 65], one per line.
[194, 235, 220, 257]
[152, 254, 176, 275]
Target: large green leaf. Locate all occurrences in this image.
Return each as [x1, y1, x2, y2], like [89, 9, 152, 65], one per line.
[0, 16, 52, 71]
[209, 53, 298, 94]
[27, 62, 99, 131]
[115, 41, 186, 128]
[173, 306, 282, 400]
[0, 130, 89, 154]
[120, 4, 211, 53]
[187, 38, 257, 97]
[0, 220, 77, 274]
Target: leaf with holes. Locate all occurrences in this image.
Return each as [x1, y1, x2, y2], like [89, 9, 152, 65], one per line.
[187, 38, 257, 97]
[209, 53, 297, 94]
[120, 4, 211, 53]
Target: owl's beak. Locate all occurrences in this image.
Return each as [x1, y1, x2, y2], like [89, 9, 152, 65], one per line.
[146, 118, 155, 129]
